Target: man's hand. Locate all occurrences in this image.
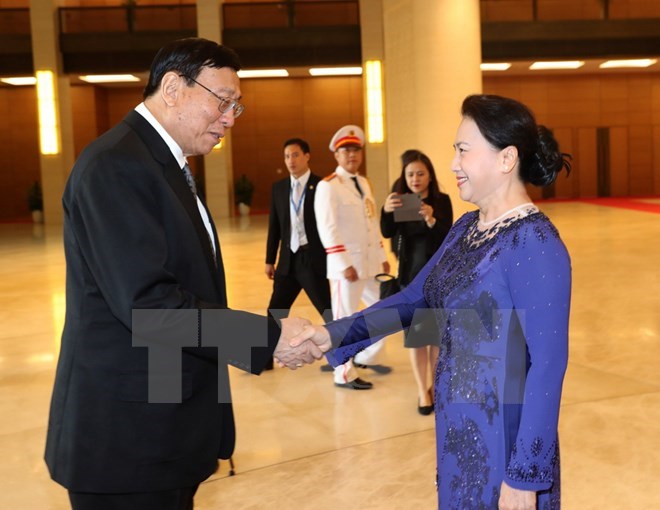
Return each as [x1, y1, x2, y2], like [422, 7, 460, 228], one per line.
[273, 317, 325, 369]
[265, 263, 275, 279]
[343, 266, 359, 282]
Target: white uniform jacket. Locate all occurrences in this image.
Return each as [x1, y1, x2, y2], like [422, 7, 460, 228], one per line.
[314, 166, 387, 280]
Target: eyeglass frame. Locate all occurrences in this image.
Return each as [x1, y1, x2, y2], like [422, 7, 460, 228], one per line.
[179, 74, 245, 118]
[336, 146, 363, 154]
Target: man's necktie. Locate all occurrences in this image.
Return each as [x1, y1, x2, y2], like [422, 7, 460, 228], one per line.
[290, 180, 302, 253]
[182, 162, 197, 195]
[183, 162, 217, 267]
[292, 179, 302, 204]
[351, 176, 364, 197]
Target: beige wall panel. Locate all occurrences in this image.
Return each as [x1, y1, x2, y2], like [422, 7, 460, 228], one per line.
[106, 87, 143, 127]
[628, 77, 653, 125]
[0, 87, 39, 220]
[577, 128, 598, 197]
[483, 79, 522, 102]
[627, 126, 653, 195]
[230, 76, 364, 211]
[526, 185, 543, 201]
[600, 77, 629, 126]
[70, 86, 99, 157]
[629, 179, 650, 195]
[653, 79, 660, 125]
[61, 0, 193, 5]
[547, 77, 601, 128]
[628, 126, 653, 170]
[654, 126, 660, 195]
[0, 1, 29, 7]
[518, 80, 550, 119]
[552, 127, 576, 199]
[480, 1, 533, 21]
[301, 76, 365, 173]
[609, 127, 629, 196]
[301, 78, 361, 124]
[610, 0, 660, 18]
[537, 0, 603, 20]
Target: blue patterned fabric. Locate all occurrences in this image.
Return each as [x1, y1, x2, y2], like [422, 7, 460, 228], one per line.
[325, 210, 571, 509]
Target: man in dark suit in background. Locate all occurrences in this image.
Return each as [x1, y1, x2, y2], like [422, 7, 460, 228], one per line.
[264, 139, 331, 369]
[44, 38, 323, 510]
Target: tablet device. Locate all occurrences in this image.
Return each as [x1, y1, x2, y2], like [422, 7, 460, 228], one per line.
[393, 193, 423, 222]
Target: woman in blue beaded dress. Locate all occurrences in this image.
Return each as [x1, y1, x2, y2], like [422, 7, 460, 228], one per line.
[290, 94, 572, 509]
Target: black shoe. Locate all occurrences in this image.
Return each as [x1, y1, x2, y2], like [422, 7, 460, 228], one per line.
[418, 402, 434, 415]
[354, 362, 393, 375]
[320, 363, 334, 372]
[335, 377, 373, 390]
[418, 388, 434, 415]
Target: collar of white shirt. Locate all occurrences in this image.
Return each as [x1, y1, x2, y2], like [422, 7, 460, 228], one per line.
[335, 166, 360, 182]
[135, 103, 187, 169]
[290, 169, 311, 190]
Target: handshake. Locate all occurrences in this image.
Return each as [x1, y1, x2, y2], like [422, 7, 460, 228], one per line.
[272, 317, 332, 370]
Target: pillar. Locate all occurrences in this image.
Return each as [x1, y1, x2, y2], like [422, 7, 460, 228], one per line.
[29, 0, 76, 225]
[196, 0, 234, 219]
[359, 0, 389, 206]
[382, 0, 482, 217]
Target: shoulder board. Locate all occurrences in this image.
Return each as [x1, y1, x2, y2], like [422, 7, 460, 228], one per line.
[323, 173, 337, 182]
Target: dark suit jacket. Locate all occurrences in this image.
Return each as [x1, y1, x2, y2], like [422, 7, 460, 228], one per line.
[45, 110, 277, 494]
[265, 173, 326, 277]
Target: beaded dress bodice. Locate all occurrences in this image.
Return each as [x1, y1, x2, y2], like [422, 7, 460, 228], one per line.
[420, 207, 568, 510]
[324, 206, 570, 509]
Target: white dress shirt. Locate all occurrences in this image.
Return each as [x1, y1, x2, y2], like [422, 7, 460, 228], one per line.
[135, 103, 216, 256]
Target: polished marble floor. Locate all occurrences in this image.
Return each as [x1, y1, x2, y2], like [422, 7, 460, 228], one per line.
[0, 200, 659, 509]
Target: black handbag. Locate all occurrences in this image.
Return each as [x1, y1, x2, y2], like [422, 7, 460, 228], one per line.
[375, 233, 402, 299]
[375, 273, 400, 299]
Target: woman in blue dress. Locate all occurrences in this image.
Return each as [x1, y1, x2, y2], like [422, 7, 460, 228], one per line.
[290, 94, 572, 509]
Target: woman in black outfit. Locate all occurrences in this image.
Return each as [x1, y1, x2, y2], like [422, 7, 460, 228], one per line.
[380, 149, 453, 414]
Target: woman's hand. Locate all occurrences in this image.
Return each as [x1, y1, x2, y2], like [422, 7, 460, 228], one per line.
[498, 481, 536, 510]
[289, 324, 333, 355]
[420, 202, 436, 227]
[383, 193, 402, 213]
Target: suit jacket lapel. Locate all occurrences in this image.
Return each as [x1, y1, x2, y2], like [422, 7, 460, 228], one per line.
[123, 111, 222, 286]
[199, 197, 227, 304]
[303, 174, 318, 228]
[280, 180, 292, 240]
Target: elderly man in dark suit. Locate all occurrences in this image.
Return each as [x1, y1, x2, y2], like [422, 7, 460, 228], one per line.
[44, 38, 324, 510]
[264, 139, 331, 369]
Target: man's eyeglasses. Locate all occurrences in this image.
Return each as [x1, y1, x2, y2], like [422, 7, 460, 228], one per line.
[337, 146, 363, 154]
[180, 75, 245, 118]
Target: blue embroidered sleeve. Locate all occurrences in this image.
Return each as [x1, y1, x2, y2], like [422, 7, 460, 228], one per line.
[503, 223, 571, 491]
[325, 227, 455, 366]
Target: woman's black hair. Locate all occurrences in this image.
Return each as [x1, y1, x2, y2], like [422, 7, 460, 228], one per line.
[395, 149, 443, 200]
[143, 38, 242, 99]
[461, 94, 571, 187]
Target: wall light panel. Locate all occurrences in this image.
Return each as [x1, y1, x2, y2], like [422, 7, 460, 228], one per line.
[36, 70, 60, 155]
[365, 60, 384, 144]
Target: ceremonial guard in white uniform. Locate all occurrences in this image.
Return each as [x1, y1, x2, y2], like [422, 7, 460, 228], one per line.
[314, 125, 392, 389]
